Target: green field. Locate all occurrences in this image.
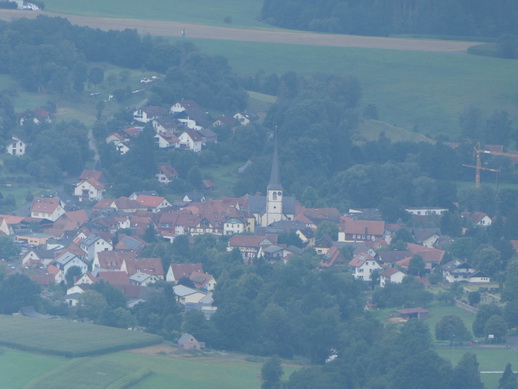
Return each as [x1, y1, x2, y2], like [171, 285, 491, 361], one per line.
[0, 345, 298, 389]
[0, 315, 162, 357]
[44, 0, 268, 28]
[0, 348, 66, 388]
[188, 38, 518, 138]
[436, 347, 518, 389]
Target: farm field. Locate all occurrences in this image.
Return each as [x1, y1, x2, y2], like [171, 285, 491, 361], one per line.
[191, 38, 518, 139]
[0, 348, 66, 388]
[0, 315, 162, 357]
[0, 344, 299, 389]
[43, 0, 267, 28]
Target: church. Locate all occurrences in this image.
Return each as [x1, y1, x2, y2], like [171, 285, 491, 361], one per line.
[248, 139, 296, 227]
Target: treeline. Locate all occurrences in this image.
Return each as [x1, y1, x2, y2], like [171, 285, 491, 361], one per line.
[0, 16, 244, 110]
[261, 0, 518, 38]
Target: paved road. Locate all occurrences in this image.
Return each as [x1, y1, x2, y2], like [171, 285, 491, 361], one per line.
[0, 10, 483, 53]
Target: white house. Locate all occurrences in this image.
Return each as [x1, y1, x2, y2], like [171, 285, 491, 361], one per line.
[80, 234, 113, 263]
[348, 252, 382, 281]
[178, 129, 203, 151]
[156, 165, 179, 184]
[6, 136, 27, 157]
[74, 177, 106, 202]
[379, 267, 406, 287]
[54, 252, 88, 275]
[31, 197, 65, 221]
[133, 106, 168, 123]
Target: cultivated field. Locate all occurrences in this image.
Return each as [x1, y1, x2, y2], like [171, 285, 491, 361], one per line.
[0, 315, 162, 357]
[0, 342, 299, 389]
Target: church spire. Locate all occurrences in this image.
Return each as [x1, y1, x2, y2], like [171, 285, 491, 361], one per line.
[267, 132, 283, 191]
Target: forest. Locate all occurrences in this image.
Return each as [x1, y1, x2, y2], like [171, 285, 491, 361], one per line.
[261, 0, 518, 39]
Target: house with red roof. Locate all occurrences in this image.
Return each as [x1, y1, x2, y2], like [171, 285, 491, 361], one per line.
[135, 195, 172, 213]
[178, 129, 203, 152]
[348, 252, 382, 281]
[74, 177, 106, 202]
[338, 216, 385, 243]
[166, 263, 204, 283]
[380, 267, 406, 287]
[319, 246, 346, 268]
[121, 257, 164, 284]
[406, 243, 445, 270]
[155, 131, 180, 149]
[227, 235, 275, 261]
[31, 197, 65, 221]
[156, 165, 179, 184]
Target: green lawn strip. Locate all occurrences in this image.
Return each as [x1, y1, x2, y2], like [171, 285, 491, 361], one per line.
[0, 348, 66, 388]
[436, 348, 518, 389]
[24, 357, 151, 389]
[0, 315, 162, 357]
[43, 0, 267, 28]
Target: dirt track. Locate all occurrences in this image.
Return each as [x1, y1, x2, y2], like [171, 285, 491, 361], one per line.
[0, 10, 481, 52]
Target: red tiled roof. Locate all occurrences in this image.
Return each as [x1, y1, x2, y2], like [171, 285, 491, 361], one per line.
[32, 197, 61, 213]
[169, 263, 204, 281]
[340, 216, 385, 235]
[136, 195, 167, 208]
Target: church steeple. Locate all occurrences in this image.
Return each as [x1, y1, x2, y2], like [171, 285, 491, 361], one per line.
[265, 132, 283, 226]
[267, 134, 283, 191]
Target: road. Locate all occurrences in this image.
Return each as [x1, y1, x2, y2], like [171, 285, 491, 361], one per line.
[0, 10, 482, 53]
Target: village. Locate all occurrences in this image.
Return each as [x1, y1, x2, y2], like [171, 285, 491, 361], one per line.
[0, 97, 505, 329]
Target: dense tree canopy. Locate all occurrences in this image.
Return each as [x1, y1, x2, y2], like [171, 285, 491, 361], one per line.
[261, 0, 518, 38]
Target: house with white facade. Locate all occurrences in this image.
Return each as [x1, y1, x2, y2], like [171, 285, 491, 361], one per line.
[178, 129, 203, 152]
[80, 234, 112, 263]
[31, 197, 65, 221]
[348, 252, 382, 281]
[6, 136, 27, 157]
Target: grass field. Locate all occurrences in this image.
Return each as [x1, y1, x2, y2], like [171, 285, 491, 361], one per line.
[436, 347, 518, 389]
[0, 315, 162, 357]
[0, 344, 299, 389]
[25, 357, 151, 389]
[188, 38, 518, 139]
[0, 348, 66, 388]
[44, 0, 267, 28]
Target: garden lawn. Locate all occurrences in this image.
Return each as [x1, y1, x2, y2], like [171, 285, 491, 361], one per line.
[0, 315, 162, 357]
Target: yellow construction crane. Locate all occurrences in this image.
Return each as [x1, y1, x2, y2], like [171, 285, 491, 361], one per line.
[464, 144, 516, 187]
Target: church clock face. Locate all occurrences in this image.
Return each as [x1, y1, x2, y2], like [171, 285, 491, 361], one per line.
[277, 192, 282, 196]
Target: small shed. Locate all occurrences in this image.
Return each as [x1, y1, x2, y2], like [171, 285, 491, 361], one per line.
[396, 307, 429, 321]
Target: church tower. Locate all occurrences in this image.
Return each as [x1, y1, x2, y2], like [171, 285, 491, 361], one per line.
[265, 135, 283, 226]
